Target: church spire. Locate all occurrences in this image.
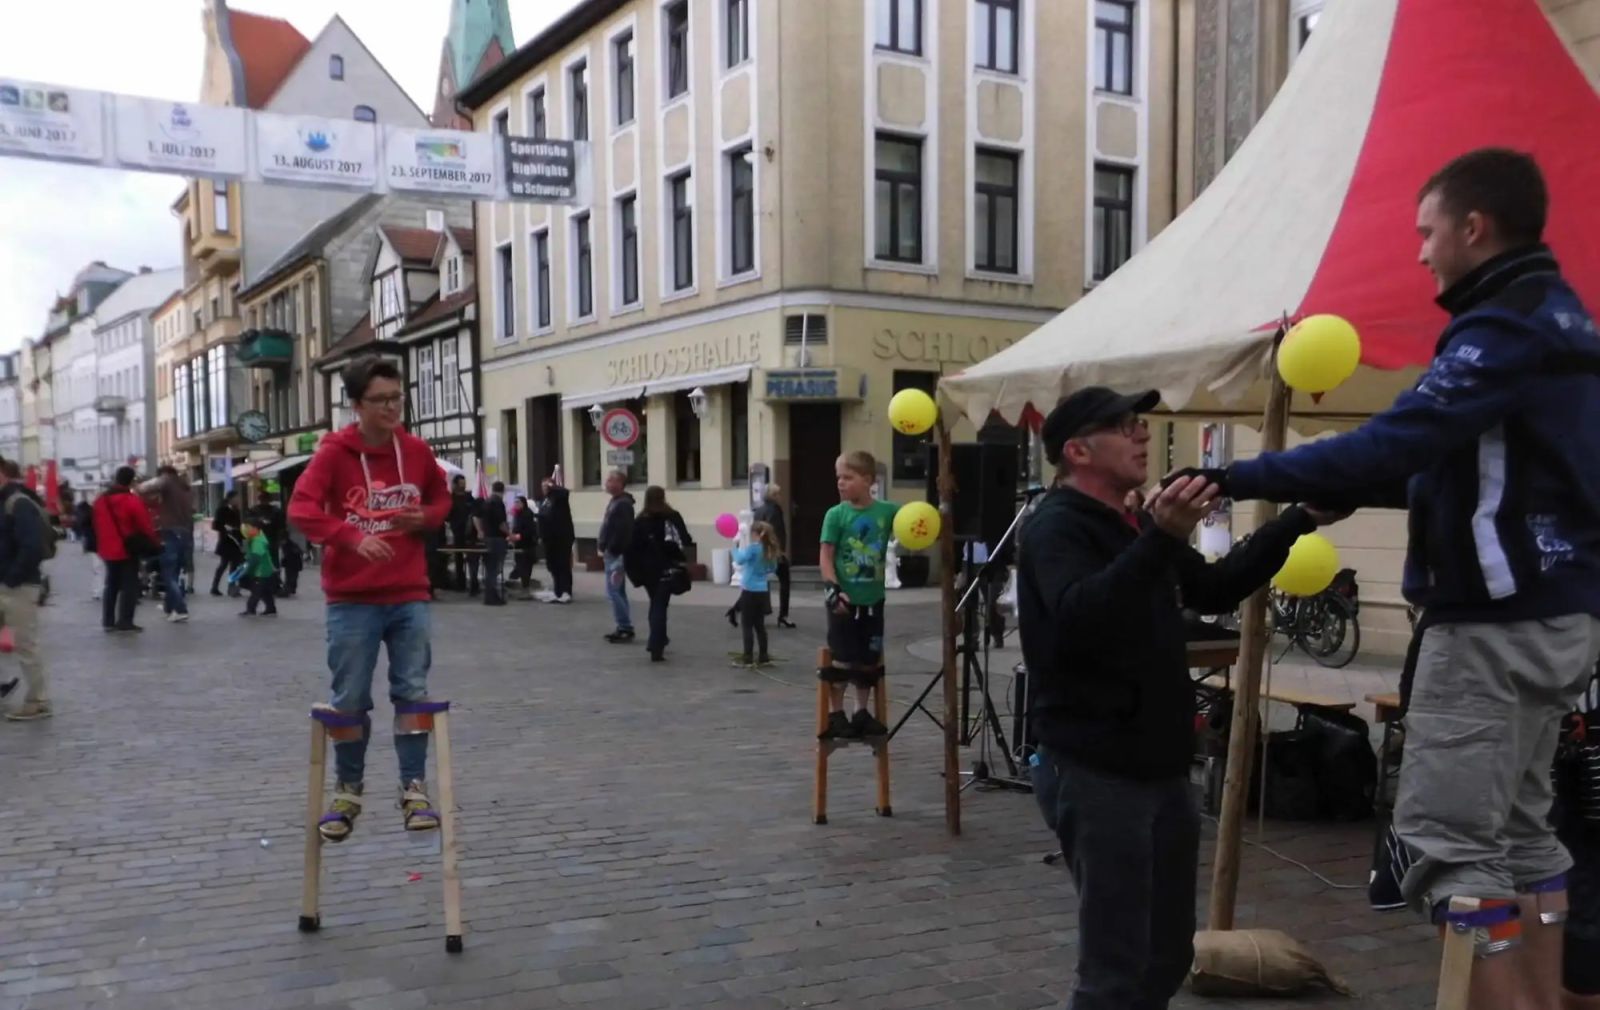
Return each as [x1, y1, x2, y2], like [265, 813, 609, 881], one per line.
[434, 0, 515, 128]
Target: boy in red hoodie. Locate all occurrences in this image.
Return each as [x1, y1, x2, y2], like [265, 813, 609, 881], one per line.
[289, 356, 451, 842]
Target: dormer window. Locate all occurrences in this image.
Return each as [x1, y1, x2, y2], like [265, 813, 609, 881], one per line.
[444, 255, 462, 295]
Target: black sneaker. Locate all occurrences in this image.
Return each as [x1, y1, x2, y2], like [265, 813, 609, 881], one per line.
[0, 678, 17, 698]
[1368, 822, 1411, 912]
[852, 709, 889, 738]
[819, 711, 854, 740]
[113, 624, 143, 633]
[605, 629, 636, 643]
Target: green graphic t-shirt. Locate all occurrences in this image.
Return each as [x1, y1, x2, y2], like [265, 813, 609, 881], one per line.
[820, 499, 900, 607]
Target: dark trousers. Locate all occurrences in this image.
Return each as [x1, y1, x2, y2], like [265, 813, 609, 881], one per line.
[739, 590, 770, 659]
[282, 564, 301, 595]
[511, 546, 536, 587]
[1032, 749, 1199, 1010]
[102, 559, 140, 628]
[483, 537, 508, 604]
[647, 584, 671, 655]
[775, 558, 791, 620]
[245, 575, 277, 615]
[212, 557, 243, 594]
[453, 549, 480, 592]
[545, 539, 573, 598]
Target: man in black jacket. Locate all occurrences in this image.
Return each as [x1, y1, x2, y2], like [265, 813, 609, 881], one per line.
[0, 459, 51, 720]
[446, 475, 480, 595]
[1019, 387, 1334, 1010]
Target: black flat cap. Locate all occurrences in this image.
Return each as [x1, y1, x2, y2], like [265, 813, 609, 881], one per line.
[1041, 387, 1160, 464]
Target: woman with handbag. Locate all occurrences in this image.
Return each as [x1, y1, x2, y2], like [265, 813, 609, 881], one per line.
[624, 485, 693, 662]
[92, 465, 159, 632]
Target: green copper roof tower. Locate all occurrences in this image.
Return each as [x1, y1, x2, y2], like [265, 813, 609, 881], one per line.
[433, 0, 515, 128]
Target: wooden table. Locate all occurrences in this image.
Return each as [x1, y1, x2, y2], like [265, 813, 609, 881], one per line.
[1366, 691, 1404, 811]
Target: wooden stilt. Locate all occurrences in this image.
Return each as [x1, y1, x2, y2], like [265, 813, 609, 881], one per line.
[874, 673, 892, 817]
[1435, 897, 1477, 1010]
[299, 711, 326, 933]
[814, 647, 831, 825]
[936, 420, 961, 837]
[433, 710, 464, 954]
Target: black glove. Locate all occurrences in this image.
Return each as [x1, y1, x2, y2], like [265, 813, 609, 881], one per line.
[1161, 467, 1231, 498]
[824, 582, 842, 611]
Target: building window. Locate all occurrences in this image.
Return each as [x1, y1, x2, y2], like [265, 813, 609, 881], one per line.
[974, 0, 1019, 74]
[208, 344, 227, 432]
[212, 182, 229, 232]
[329, 55, 344, 80]
[493, 109, 509, 135]
[728, 147, 755, 275]
[614, 31, 635, 126]
[726, 0, 750, 67]
[1291, 0, 1323, 56]
[417, 345, 436, 418]
[892, 371, 939, 480]
[531, 230, 551, 329]
[529, 86, 547, 139]
[728, 381, 749, 483]
[669, 171, 694, 291]
[502, 408, 520, 484]
[674, 391, 701, 484]
[1092, 164, 1134, 280]
[174, 363, 190, 439]
[579, 409, 602, 486]
[874, 133, 922, 263]
[353, 105, 377, 123]
[444, 256, 461, 294]
[876, 0, 922, 55]
[1094, 1, 1134, 95]
[574, 213, 594, 318]
[441, 339, 460, 413]
[496, 243, 515, 340]
[618, 194, 640, 306]
[569, 61, 589, 141]
[666, 0, 690, 99]
[975, 148, 1018, 273]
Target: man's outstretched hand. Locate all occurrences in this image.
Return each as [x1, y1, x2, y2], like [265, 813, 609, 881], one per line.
[1162, 467, 1230, 497]
[1150, 475, 1222, 539]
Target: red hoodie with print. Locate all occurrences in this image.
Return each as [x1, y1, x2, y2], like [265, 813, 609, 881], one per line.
[288, 426, 451, 604]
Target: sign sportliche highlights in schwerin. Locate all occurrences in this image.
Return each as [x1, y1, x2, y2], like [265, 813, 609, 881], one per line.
[0, 74, 584, 205]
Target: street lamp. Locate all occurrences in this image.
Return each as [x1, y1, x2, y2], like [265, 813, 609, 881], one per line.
[687, 386, 708, 420]
[587, 402, 605, 430]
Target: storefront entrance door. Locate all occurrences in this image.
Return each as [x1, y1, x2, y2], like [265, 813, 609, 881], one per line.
[787, 403, 841, 566]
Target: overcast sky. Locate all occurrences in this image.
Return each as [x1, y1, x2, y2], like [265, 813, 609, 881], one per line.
[0, 0, 572, 351]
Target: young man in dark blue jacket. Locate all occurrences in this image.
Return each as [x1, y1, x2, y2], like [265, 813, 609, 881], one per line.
[1019, 386, 1336, 1010]
[1195, 149, 1600, 1008]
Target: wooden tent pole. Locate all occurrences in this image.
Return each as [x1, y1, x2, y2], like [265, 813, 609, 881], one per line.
[936, 419, 961, 836]
[1206, 371, 1291, 930]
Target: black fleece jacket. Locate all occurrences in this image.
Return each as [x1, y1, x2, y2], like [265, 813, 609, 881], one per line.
[1018, 486, 1315, 779]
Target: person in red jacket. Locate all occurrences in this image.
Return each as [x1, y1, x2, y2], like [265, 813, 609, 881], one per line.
[289, 356, 451, 843]
[94, 465, 158, 633]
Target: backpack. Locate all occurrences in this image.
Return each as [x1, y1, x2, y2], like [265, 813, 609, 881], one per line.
[5, 492, 57, 561]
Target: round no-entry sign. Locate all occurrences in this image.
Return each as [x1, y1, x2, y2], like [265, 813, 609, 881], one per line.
[600, 407, 640, 449]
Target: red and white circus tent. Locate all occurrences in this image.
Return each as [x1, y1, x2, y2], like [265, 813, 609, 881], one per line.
[941, 0, 1600, 429]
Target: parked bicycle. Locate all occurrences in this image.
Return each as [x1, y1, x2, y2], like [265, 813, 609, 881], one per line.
[1269, 567, 1361, 668]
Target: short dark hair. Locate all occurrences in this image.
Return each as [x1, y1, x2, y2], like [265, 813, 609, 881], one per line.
[342, 355, 402, 403]
[157, 464, 177, 477]
[491, 481, 505, 493]
[0, 459, 19, 480]
[451, 474, 465, 485]
[114, 465, 137, 487]
[1420, 148, 1547, 246]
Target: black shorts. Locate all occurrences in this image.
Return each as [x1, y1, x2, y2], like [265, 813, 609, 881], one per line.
[1561, 819, 1600, 995]
[822, 602, 885, 686]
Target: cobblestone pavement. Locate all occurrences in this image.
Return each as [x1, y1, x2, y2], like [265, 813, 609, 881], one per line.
[0, 559, 1437, 1009]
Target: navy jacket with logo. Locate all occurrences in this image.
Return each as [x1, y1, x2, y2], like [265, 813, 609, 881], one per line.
[1229, 246, 1600, 624]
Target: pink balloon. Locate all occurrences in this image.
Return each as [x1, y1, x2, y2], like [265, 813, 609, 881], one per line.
[715, 513, 739, 539]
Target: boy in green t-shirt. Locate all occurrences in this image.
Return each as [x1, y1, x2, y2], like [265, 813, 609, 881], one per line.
[819, 450, 898, 740]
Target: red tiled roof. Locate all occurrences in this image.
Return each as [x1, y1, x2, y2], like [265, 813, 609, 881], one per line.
[381, 226, 445, 265]
[447, 227, 475, 256]
[397, 286, 476, 336]
[229, 9, 312, 109]
[322, 312, 375, 362]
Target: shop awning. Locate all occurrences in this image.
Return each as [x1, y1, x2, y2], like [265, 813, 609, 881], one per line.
[256, 454, 311, 477]
[232, 457, 279, 479]
[560, 385, 647, 410]
[644, 365, 752, 398]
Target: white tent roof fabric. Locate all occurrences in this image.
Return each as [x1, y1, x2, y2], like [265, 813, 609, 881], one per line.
[940, 0, 1404, 428]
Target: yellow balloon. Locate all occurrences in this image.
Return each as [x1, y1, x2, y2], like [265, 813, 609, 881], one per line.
[893, 501, 942, 552]
[1272, 533, 1340, 597]
[1277, 314, 1361, 394]
[888, 388, 939, 436]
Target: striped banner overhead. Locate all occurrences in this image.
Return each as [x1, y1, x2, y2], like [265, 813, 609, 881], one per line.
[942, 0, 1600, 428]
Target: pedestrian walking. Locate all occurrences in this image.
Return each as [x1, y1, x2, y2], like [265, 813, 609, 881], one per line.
[623, 485, 692, 662]
[93, 465, 157, 633]
[0, 458, 53, 720]
[536, 473, 574, 604]
[446, 475, 480, 595]
[731, 521, 779, 667]
[754, 485, 794, 628]
[210, 490, 245, 596]
[476, 481, 509, 606]
[140, 465, 194, 622]
[239, 521, 278, 616]
[287, 355, 451, 843]
[75, 493, 101, 601]
[599, 469, 636, 642]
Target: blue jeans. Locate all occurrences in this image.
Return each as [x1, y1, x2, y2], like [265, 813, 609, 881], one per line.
[159, 529, 191, 615]
[326, 601, 432, 785]
[604, 554, 632, 632]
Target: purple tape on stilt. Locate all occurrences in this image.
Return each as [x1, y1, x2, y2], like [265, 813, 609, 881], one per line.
[319, 813, 349, 826]
[1438, 904, 1521, 928]
[311, 708, 367, 727]
[1523, 873, 1568, 894]
[394, 699, 450, 715]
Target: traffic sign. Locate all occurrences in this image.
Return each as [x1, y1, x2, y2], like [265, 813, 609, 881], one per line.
[600, 408, 640, 449]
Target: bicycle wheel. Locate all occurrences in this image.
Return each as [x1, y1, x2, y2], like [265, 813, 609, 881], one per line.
[1303, 594, 1361, 668]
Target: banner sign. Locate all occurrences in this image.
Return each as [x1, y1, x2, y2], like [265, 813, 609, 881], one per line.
[114, 96, 247, 177]
[254, 112, 377, 189]
[503, 136, 577, 202]
[0, 78, 104, 162]
[385, 127, 496, 197]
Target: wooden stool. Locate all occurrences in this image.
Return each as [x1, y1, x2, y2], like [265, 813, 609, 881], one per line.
[813, 647, 892, 825]
[300, 701, 465, 953]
